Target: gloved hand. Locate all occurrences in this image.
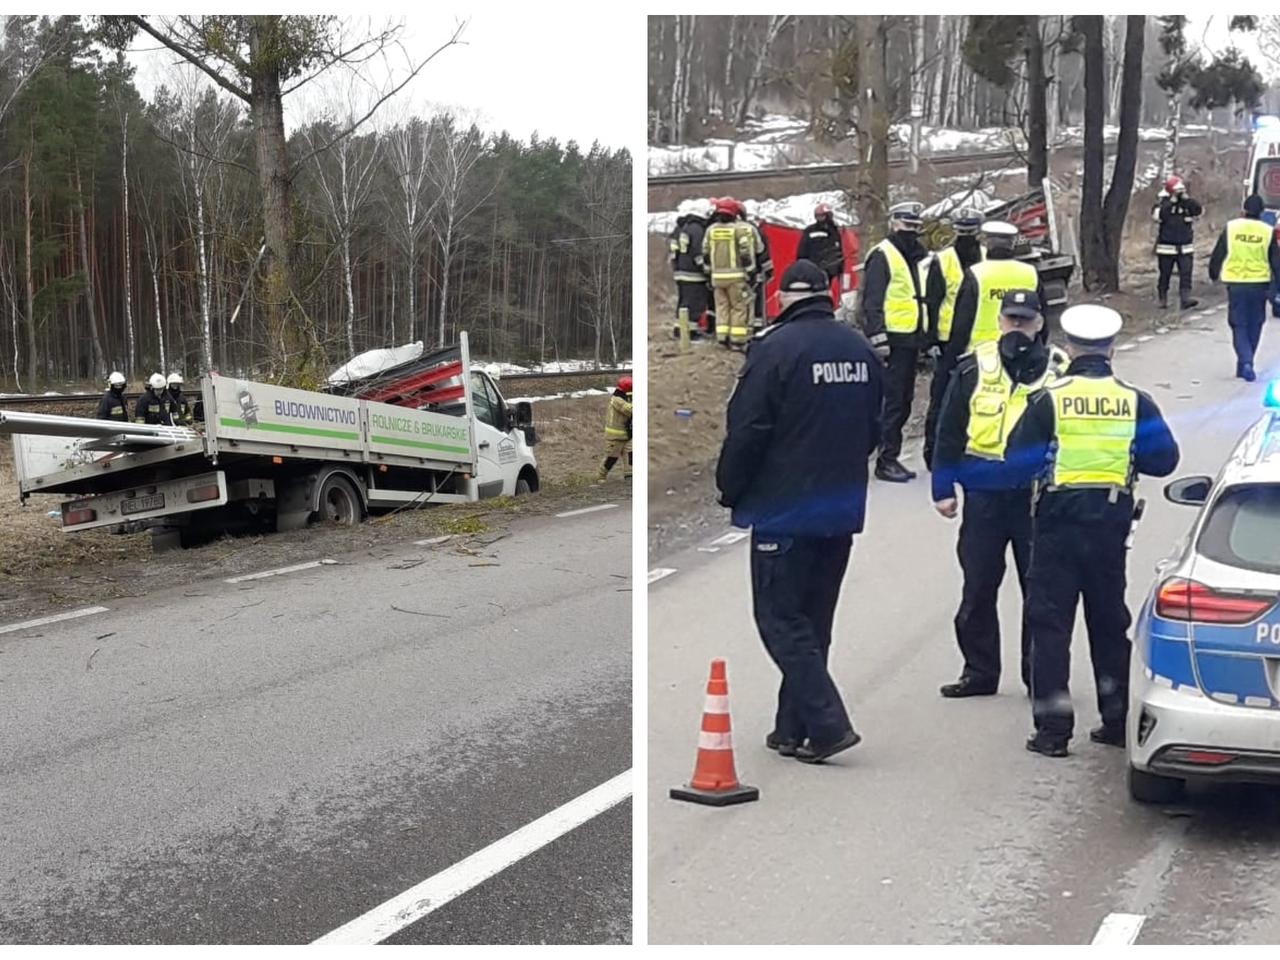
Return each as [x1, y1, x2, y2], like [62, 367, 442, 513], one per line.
[874, 343, 891, 363]
[926, 343, 943, 362]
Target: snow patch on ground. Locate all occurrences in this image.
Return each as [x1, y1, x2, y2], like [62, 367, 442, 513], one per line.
[489, 358, 632, 376]
[505, 387, 611, 403]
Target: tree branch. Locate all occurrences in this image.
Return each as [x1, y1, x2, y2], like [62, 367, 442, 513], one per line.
[126, 15, 252, 102]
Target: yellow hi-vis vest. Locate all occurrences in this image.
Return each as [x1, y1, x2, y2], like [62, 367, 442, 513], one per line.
[1043, 375, 1138, 491]
[704, 222, 757, 284]
[872, 239, 931, 335]
[966, 259, 1039, 349]
[605, 392, 632, 439]
[935, 244, 981, 342]
[1221, 217, 1274, 283]
[965, 340, 1058, 460]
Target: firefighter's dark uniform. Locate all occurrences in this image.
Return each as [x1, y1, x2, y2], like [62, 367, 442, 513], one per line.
[669, 213, 710, 337]
[796, 213, 846, 301]
[923, 236, 984, 468]
[1208, 206, 1280, 380]
[860, 230, 930, 474]
[166, 388, 193, 427]
[751, 219, 774, 326]
[933, 332, 1059, 695]
[97, 388, 130, 422]
[1153, 194, 1202, 308]
[716, 289, 882, 756]
[1008, 336, 1179, 752]
[134, 388, 166, 425]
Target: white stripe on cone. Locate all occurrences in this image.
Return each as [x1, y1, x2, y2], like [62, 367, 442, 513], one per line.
[698, 731, 734, 750]
[704, 694, 730, 713]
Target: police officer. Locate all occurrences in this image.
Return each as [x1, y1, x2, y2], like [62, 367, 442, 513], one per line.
[861, 200, 929, 483]
[1208, 194, 1280, 381]
[669, 198, 712, 339]
[97, 371, 130, 422]
[923, 206, 985, 469]
[796, 202, 845, 302]
[716, 259, 882, 763]
[134, 373, 168, 425]
[932, 290, 1057, 698]
[1008, 305, 1180, 757]
[1152, 175, 1201, 310]
[598, 375, 633, 482]
[942, 221, 1041, 368]
[165, 373, 192, 427]
[703, 197, 765, 348]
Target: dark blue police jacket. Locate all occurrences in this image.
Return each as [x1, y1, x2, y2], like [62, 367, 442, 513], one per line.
[715, 295, 883, 537]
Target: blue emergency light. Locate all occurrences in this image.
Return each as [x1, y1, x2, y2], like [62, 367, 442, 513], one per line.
[1254, 114, 1280, 131]
[1265, 379, 1280, 408]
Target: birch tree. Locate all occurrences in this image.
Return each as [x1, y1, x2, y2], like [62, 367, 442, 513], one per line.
[384, 115, 436, 343]
[426, 113, 488, 346]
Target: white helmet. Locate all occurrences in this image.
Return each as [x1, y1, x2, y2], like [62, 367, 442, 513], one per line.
[148, 373, 166, 391]
[107, 371, 126, 389]
[167, 373, 183, 387]
[693, 198, 714, 220]
[677, 199, 697, 218]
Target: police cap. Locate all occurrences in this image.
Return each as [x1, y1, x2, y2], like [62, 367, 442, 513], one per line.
[888, 201, 924, 229]
[780, 259, 829, 293]
[1060, 304, 1123, 347]
[981, 220, 1019, 240]
[1000, 288, 1041, 320]
[951, 207, 983, 234]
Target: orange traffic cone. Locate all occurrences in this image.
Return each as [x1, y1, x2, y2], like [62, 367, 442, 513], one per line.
[670, 658, 760, 807]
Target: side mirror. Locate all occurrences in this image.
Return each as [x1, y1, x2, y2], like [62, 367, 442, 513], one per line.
[1164, 475, 1212, 506]
[515, 401, 533, 427]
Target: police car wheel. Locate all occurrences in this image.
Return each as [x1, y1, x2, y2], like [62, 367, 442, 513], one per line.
[1127, 764, 1184, 804]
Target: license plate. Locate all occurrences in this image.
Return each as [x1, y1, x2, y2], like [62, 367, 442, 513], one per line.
[121, 492, 165, 515]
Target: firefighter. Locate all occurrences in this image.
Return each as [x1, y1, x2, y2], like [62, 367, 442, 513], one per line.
[1208, 193, 1280, 382]
[716, 259, 882, 763]
[97, 371, 130, 423]
[165, 373, 193, 427]
[743, 200, 774, 332]
[1152, 175, 1201, 310]
[134, 373, 168, 426]
[861, 200, 930, 483]
[669, 198, 712, 340]
[702, 197, 765, 349]
[1008, 305, 1180, 757]
[796, 202, 846, 303]
[923, 206, 985, 469]
[942, 221, 1041, 368]
[933, 290, 1057, 699]
[598, 375, 632, 482]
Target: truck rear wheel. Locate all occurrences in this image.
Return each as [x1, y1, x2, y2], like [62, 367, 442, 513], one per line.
[316, 473, 362, 526]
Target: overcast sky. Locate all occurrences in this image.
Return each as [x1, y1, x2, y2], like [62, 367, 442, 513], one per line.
[126, 13, 629, 150]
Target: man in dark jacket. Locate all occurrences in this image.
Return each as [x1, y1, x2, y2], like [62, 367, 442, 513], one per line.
[134, 373, 168, 425]
[860, 200, 928, 484]
[1208, 193, 1280, 381]
[796, 202, 845, 301]
[717, 259, 882, 764]
[1152, 175, 1201, 310]
[1007, 305, 1180, 757]
[97, 371, 130, 422]
[669, 198, 711, 339]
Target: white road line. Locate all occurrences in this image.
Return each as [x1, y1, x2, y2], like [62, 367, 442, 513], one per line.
[314, 769, 632, 945]
[1091, 912, 1146, 945]
[709, 530, 748, 547]
[555, 503, 618, 518]
[224, 559, 337, 584]
[648, 568, 677, 585]
[0, 606, 109, 637]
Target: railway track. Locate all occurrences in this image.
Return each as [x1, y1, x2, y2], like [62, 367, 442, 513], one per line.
[649, 147, 1024, 186]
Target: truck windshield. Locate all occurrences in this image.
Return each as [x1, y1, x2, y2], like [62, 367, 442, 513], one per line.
[1198, 483, 1280, 573]
[1254, 158, 1280, 209]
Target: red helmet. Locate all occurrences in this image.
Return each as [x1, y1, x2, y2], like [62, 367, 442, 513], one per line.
[815, 203, 832, 219]
[1164, 175, 1184, 194]
[714, 196, 739, 217]
[617, 375, 632, 393]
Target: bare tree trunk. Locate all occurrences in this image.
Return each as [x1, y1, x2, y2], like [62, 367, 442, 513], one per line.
[146, 228, 165, 373]
[909, 15, 925, 174]
[1026, 15, 1049, 186]
[23, 147, 35, 390]
[1162, 92, 1181, 177]
[723, 17, 737, 117]
[1099, 15, 1145, 291]
[669, 16, 685, 141]
[438, 219, 453, 346]
[75, 161, 106, 378]
[855, 15, 890, 244]
[737, 16, 787, 128]
[1079, 16, 1108, 291]
[121, 111, 135, 377]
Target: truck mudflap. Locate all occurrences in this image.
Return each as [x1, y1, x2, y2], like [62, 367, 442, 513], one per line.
[60, 471, 228, 533]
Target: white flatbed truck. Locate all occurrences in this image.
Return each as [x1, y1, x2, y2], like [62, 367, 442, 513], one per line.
[1, 335, 539, 548]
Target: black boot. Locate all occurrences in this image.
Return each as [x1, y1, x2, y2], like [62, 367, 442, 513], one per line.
[1158, 290, 1168, 309]
[1089, 723, 1125, 747]
[795, 729, 862, 764]
[765, 732, 800, 757]
[1025, 732, 1069, 758]
[1180, 296, 1199, 310]
[1244, 363, 1257, 383]
[875, 457, 916, 483]
[940, 676, 999, 698]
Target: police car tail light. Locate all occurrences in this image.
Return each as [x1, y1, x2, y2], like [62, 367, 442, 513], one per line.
[1155, 578, 1277, 625]
[1166, 747, 1235, 766]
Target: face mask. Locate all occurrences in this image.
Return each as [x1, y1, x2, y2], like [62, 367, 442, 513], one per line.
[999, 330, 1047, 383]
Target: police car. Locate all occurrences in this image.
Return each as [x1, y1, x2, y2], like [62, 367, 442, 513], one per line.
[1129, 383, 1280, 802]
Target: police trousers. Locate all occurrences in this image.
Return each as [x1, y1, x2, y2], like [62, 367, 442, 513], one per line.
[1227, 283, 1269, 370]
[880, 344, 918, 461]
[713, 282, 752, 346]
[1026, 518, 1131, 740]
[750, 531, 855, 748]
[954, 488, 1033, 688]
[1156, 253, 1193, 299]
[923, 351, 955, 470]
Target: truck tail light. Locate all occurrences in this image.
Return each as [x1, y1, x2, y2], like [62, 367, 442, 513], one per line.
[62, 505, 97, 526]
[1156, 578, 1278, 624]
[187, 483, 220, 504]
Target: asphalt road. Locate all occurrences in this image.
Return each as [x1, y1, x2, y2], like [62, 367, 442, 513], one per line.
[649, 301, 1280, 944]
[0, 503, 631, 944]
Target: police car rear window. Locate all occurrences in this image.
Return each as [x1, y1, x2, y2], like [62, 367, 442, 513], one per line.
[1198, 484, 1280, 573]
